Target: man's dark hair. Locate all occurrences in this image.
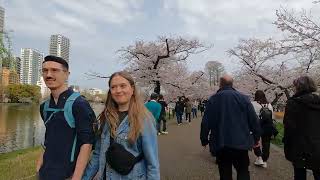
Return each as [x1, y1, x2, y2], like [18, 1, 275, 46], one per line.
[293, 76, 317, 94]
[43, 55, 69, 70]
[150, 93, 159, 100]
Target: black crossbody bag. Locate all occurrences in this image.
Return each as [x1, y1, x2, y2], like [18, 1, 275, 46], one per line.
[105, 136, 144, 175]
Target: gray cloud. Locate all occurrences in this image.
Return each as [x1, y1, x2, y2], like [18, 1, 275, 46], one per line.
[2, 0, 320, 89]
[162, 0, 320, 73]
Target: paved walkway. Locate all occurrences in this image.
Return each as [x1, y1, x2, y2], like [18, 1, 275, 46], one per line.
[158, 116, 313, 180]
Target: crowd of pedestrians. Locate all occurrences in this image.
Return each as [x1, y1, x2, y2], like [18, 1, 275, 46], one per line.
[36, 55, 320, 180]
[201, 75, 320, 180]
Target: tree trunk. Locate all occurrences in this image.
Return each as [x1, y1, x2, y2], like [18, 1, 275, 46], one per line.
[154, 80, 161, 94]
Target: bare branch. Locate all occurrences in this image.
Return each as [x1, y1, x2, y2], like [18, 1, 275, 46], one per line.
[85, 71, 110, 79]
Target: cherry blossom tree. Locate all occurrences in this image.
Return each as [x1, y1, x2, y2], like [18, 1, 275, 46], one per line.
[118, 36, 210, 94]
[227, 38, 292, 99]
[274, 7, 320, 73]
[159, 64, 212, 101]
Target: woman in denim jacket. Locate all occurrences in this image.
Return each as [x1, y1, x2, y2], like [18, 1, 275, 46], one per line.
[82, 71, 160, 180]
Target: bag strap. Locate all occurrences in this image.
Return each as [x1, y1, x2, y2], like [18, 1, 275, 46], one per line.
[63, 92, 81, 128]
[259, 103, 268, 108]
[110, 135, 114, 144]
[42, 99, 64, 125]
[64, 92, 81, 162]
[135, 152, 144, 163]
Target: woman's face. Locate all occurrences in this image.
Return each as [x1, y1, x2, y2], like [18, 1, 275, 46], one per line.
[110, 75, 134, 107]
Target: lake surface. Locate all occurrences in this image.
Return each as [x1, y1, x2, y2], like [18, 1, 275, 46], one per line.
[0, 103, 104, 154]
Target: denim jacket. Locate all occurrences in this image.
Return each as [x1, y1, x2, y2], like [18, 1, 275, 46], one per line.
[82, 116, 160, 180]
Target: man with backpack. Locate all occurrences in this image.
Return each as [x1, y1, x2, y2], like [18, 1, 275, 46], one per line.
[36, 56, 96, 180]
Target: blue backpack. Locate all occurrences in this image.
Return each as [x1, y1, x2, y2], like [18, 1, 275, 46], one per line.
[42, 92, 81, 162]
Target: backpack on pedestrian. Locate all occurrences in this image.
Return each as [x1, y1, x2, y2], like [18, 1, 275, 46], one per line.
[259, 104, 278, 137]
[42, 92, 98, 159]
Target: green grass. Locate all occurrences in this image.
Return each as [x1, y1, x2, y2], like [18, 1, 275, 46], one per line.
[0, 146, 42, 180]
[271, 122, 284, 147]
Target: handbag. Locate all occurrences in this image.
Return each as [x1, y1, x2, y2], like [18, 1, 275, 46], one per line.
[105, 136, 144, 175]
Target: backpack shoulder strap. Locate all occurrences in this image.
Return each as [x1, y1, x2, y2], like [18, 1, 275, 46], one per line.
[63, 92, 81, 128]
[63, 92, 81, 163]
[42, 99, 50, 122]
[42, 98, 64, 125]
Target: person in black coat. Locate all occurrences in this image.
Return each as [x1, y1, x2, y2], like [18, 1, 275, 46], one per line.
[175, 97, 185, 125]
[283, 76, 320, 180]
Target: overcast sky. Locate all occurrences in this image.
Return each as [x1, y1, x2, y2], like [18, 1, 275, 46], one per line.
[1, 0, 319, 89]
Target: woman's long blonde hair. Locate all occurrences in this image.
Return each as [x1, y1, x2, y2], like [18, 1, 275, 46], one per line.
[98, 71, 150, 144]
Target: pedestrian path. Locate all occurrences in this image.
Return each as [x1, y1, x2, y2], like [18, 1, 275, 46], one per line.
[158, 117, 312, 180]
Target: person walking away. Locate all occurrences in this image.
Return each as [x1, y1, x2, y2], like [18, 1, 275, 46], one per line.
[145, 93, 162, 131]
[200, 75, 261, 180]
[168, 101, 175, 119]
[283, 76, 320, 180]
[199, 101, 205, 117]
[82, 71, 160, 180]
[37, 56, 95, 180]
[158, 94, 168, 134]
[251, 90, 274, 168]
[185, 98, 192, 123]
[192, 100, 198, 118]
[175, 97, 184, 125]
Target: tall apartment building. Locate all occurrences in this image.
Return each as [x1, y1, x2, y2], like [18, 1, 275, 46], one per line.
[20, 48, 43, 85]
[15, 57, 21, 76]
[0, 6, 4, 33]
[49, 34, 70, 63]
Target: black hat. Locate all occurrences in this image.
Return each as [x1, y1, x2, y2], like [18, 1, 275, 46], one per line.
[43, 55, 69, 70]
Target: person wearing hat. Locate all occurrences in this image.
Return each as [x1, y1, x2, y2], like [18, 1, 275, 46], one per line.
[36, 55, 96, 180]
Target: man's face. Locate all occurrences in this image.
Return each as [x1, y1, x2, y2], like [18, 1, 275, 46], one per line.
[42, 61, 69, 90]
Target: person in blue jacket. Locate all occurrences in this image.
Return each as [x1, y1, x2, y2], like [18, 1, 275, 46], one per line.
[83, 71, 160, 180]
[200, 74, 261, 180]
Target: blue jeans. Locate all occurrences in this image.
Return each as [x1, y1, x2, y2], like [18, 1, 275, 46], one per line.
[176, 112, 183, 124]
[294, 166, 320, 180]
[157, 115, 167, 132]
[192, 108, 197, 118]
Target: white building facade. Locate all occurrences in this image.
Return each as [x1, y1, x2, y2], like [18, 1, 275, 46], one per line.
[20, 48, 43, 85]
[49, 34, 70, 63]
